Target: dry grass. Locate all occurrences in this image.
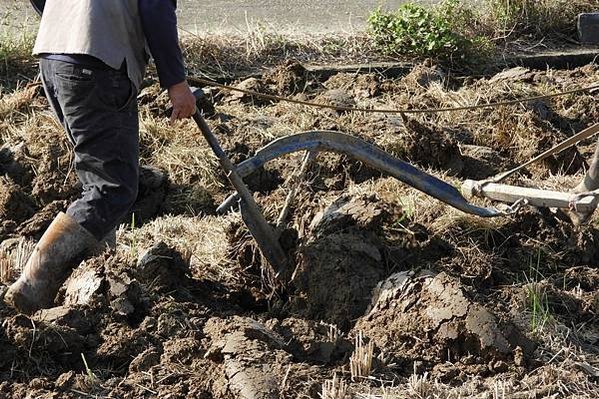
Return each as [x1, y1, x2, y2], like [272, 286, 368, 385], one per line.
[321, 373, 350, 399]
[0, 250, 11, 284]
[356, 361, 599, 398]
[137, 110, 225, 211]
[486, 0, 596, 40]
[118, 214, 239, 284]
[0, 6, 37, 89]
[350, 331, 375, 381]
[139, 114, 222, 188]
[0, 238, 35, 284]
[0, 82, 38, 120]
[181, 29, 381, 78]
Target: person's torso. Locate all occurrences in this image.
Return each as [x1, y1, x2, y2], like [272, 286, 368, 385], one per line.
[33, 0, 148, 89]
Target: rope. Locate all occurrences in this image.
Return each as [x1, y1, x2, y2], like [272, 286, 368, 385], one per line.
[190, 76, 599, 115]
[190, 74, 599, 200]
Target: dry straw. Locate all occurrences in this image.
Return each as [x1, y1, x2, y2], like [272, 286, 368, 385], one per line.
[0, 239, 34, 284]
[321, 373, 350, 399]
[350, 331, 375, 381]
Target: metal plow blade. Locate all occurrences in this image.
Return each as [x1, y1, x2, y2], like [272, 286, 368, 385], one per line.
[222, 131, 503, 218]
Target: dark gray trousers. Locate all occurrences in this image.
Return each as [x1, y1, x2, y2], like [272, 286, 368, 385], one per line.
[40, 59, 139, 241]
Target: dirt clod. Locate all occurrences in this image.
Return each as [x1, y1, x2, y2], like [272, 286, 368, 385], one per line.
[315, 89, 356, 111]
[63, 260, 105, 307]
[290, 194, 390, 330]
[129, 348, 162, 373]
[489, 67, 534, 84]
[356, 271, 535, 365]
[0, 176, 35, 223]
[460, 144, 513, 180]
[264, 60, 309, 96]
[36, 306, 93, 334]
[205, 317, 291, 399]
[402, 63, 447, 88]
[136, 242, 191, 294]
[16, 200, 68, 239]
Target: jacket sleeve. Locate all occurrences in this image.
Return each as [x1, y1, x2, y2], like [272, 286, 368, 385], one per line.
[139, 0, 186, 88]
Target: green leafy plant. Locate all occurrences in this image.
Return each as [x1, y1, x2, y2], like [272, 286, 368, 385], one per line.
[367, 0, 481, 60]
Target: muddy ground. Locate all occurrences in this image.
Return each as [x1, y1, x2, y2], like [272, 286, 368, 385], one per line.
[0, 60, 598, 398]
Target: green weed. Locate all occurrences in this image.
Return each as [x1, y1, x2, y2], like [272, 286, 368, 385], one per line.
[367, 0, 490, 61]
[80, 353, 99, 388]
[524, 250, 551, 333]
[367, 0, 594, 62]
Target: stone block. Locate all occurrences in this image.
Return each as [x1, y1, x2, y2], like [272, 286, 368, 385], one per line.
[578, 13, 599, 44]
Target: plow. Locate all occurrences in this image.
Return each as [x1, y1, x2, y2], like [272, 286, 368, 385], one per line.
[188, 89, 599, 277]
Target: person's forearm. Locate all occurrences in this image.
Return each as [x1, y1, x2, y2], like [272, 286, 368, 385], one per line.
[139, 0, 186, 88]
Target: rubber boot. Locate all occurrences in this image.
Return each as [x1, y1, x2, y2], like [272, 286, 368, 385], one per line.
[4, 212, 98, 314]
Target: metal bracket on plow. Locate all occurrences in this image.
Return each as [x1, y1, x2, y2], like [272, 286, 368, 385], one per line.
[462, 180, 599, 213]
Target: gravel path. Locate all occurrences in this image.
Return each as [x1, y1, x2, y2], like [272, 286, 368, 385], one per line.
[176, 0, 414, 33]
[1, 0, 435, 34]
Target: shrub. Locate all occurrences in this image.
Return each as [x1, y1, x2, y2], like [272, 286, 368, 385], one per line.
[368, 0, 596, 61]
[367, 0, 485, 60]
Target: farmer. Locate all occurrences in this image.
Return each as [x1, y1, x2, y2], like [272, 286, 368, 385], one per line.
[4, 0, 197, 313]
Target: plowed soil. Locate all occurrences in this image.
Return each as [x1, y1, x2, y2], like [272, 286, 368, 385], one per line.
[0, 61, 598, 398]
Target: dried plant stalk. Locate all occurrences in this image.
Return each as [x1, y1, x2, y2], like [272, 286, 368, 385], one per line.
[321, 373, 349, 399]
[350, 330, 374, 381]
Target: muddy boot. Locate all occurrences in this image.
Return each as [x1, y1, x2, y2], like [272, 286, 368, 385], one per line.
[4, 212, 98, 314]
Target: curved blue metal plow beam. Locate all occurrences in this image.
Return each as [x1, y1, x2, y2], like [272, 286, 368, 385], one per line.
[231, 131, 502, 218]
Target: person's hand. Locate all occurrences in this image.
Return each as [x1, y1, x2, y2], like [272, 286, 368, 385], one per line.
[167, 81, 196, 124]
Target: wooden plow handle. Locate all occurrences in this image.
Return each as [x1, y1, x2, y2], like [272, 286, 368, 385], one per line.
[462, 180, 599, 213]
